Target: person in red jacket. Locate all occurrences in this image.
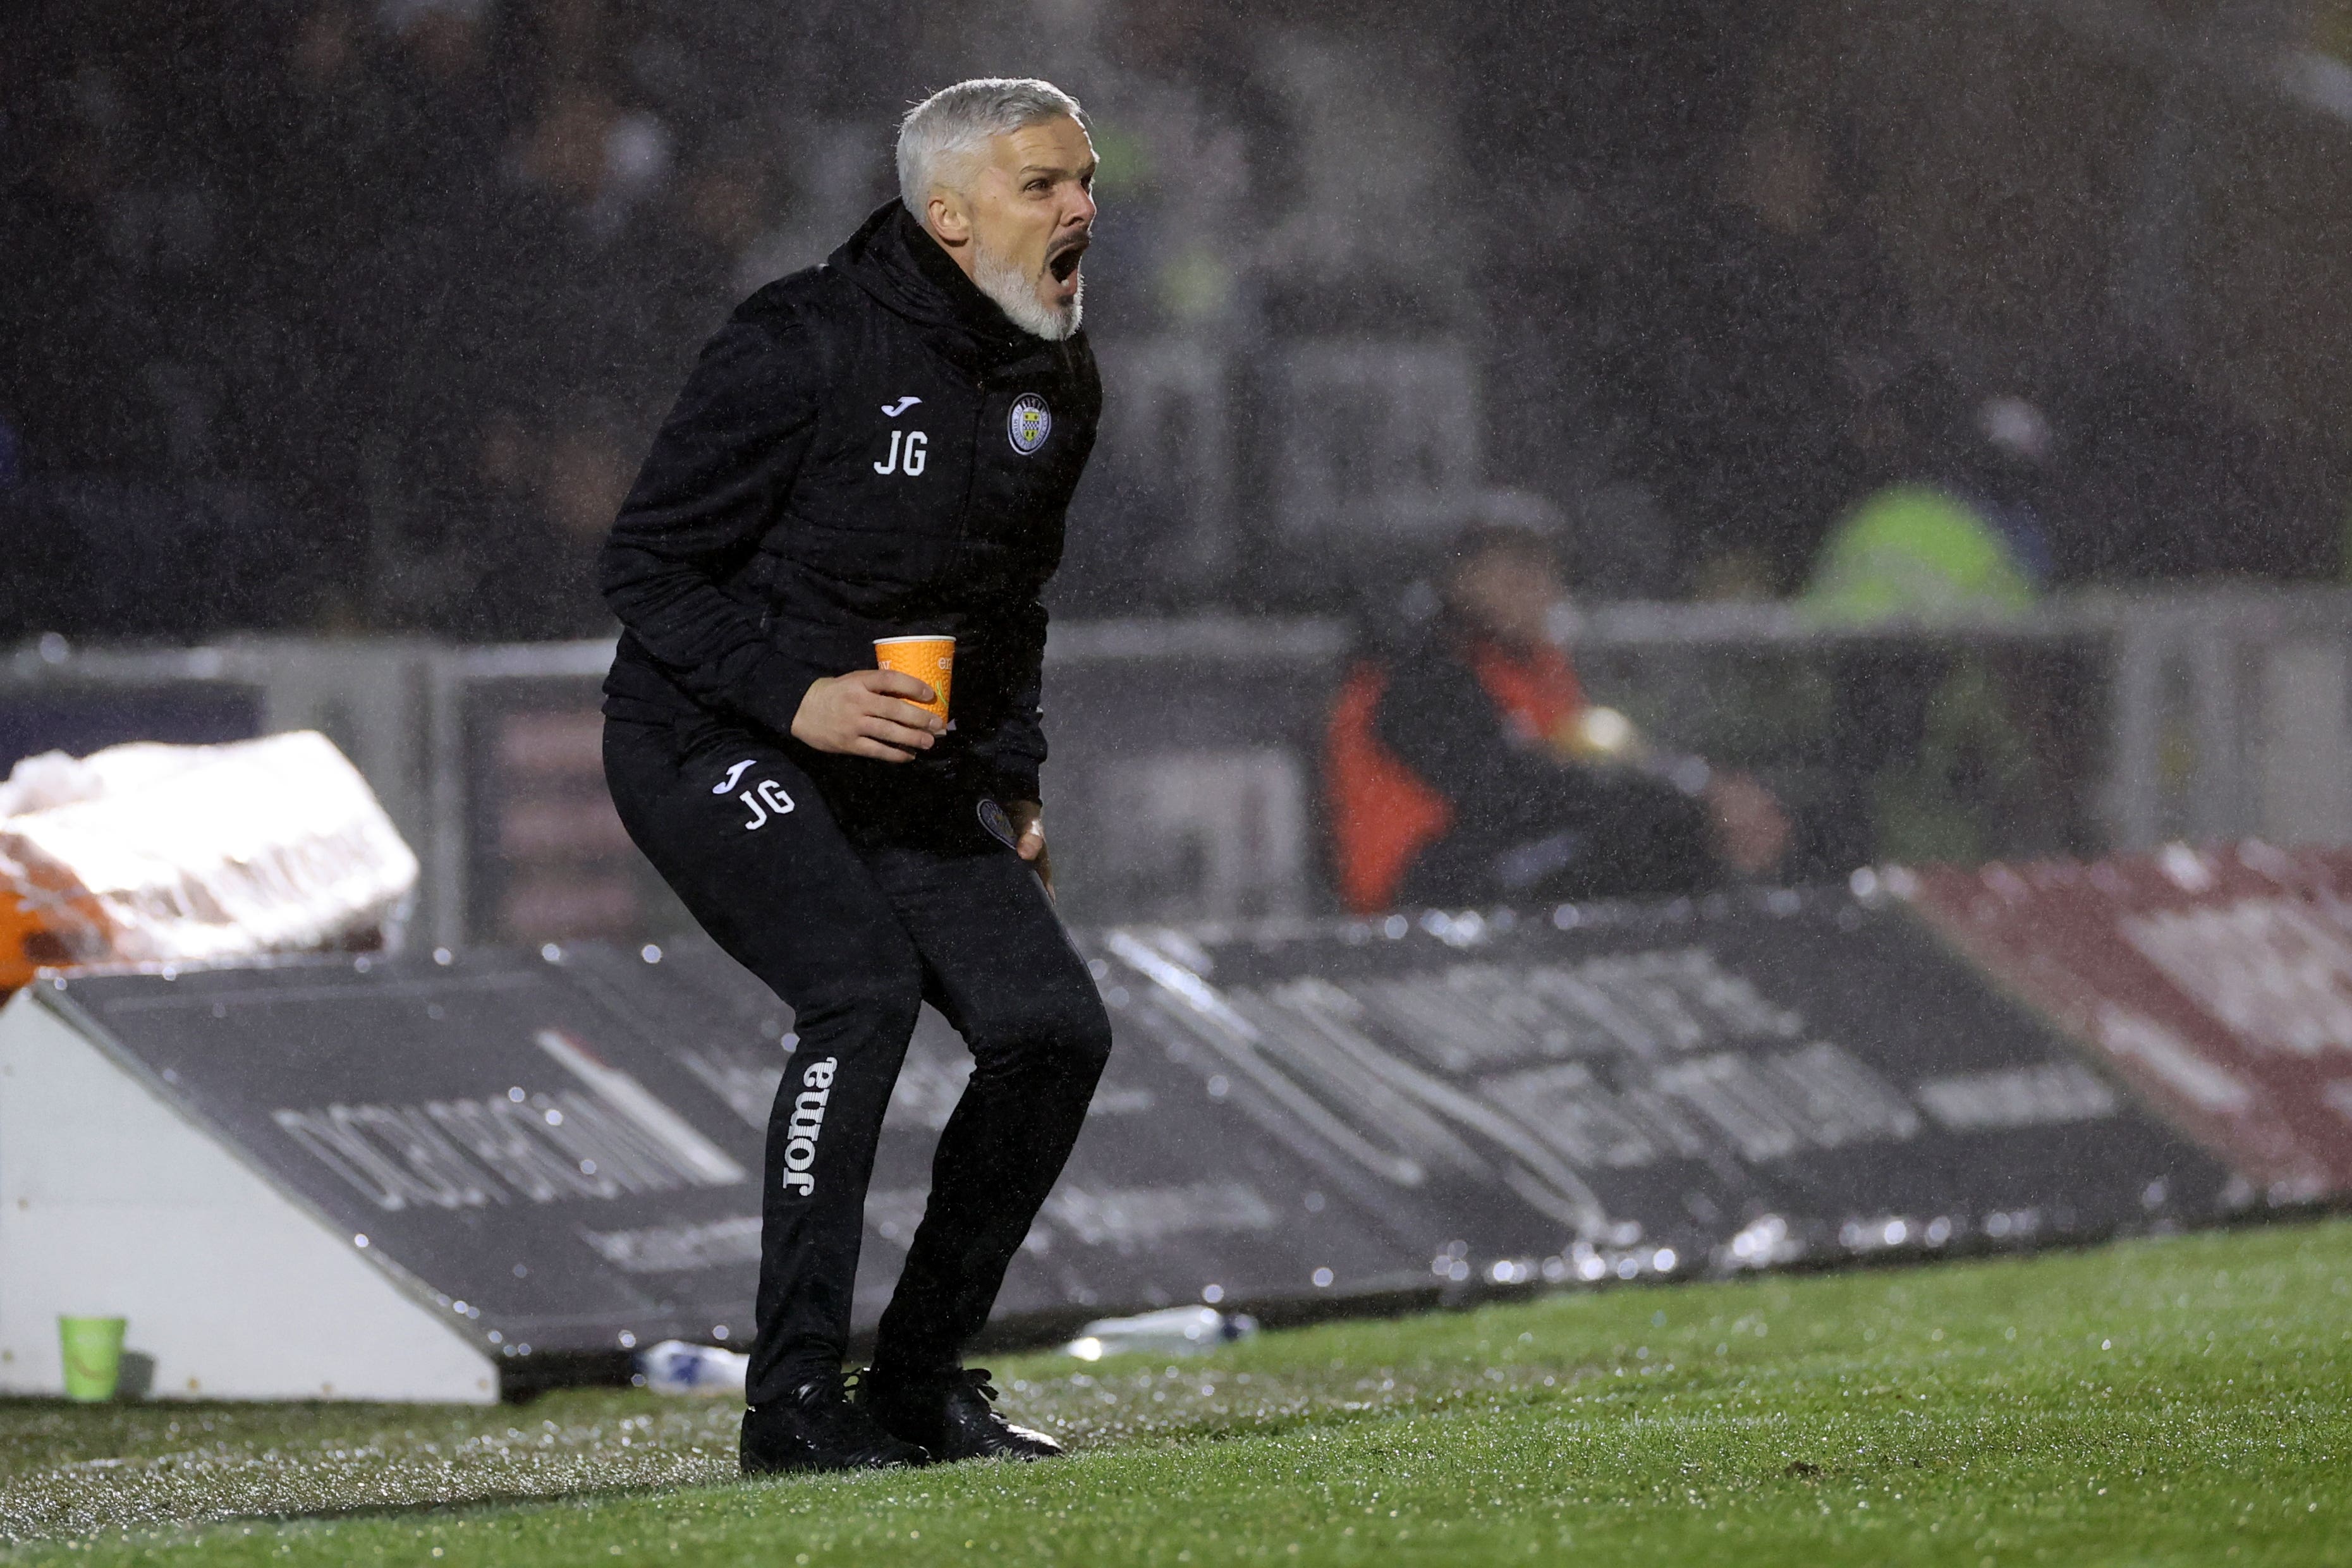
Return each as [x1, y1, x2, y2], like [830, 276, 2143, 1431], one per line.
[1327, 524, 1789, 913]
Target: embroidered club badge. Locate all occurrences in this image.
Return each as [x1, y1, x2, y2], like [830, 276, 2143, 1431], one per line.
[1007, 393, 1052, 455]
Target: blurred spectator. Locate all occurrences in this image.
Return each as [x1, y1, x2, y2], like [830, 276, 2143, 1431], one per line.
[508, 83, 672, 245]
[2050, 355, 2341, 584]
[1802, 360, 2048, 870]
[0, 60, 176, 483]
[667, 128, 785, 310]
[427, 400, 630, 641]
[471, 81, 680, 421]
[1587, 102, 1902, 597]
[1804, 362, 2042, 626]
[1325, 524, 1789, 911]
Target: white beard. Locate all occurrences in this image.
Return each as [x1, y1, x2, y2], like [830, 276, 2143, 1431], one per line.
[973, 236, 1083, 341]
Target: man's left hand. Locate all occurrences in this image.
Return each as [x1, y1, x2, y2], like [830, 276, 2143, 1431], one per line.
[1008, 799, 1053, 896]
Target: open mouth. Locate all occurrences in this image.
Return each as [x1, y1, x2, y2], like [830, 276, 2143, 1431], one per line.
[1047, 239, 1088, 285]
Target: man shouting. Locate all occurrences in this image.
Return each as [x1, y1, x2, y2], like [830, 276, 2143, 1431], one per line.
[599, 79, 1106, 1474]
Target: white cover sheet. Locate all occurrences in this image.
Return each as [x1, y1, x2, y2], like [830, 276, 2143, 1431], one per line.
[0, 732, 418, 969]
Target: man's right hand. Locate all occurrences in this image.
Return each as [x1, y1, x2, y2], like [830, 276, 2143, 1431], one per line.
[789, 671, 944, 760]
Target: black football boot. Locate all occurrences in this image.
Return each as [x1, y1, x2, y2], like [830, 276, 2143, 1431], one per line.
[857, 1366, 1067, 1462]
[740, 1372, 933, 1476]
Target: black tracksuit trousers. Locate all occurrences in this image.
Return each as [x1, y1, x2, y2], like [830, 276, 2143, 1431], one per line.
[603, 711, 1112, 1406]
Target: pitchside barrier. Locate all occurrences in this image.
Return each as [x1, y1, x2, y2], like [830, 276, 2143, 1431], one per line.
[8, 584, 2352, 945]
[0, 882, 2239, 1402]
[1901, 842, 2352, 1201]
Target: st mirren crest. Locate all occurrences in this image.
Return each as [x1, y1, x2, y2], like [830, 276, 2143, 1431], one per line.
[1007, 393, 1052, 455]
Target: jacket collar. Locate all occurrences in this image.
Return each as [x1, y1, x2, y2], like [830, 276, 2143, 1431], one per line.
[829, 201, 1073, 376]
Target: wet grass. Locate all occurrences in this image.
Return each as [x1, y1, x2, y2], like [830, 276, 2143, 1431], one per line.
[4, 1215, 2348, 1565]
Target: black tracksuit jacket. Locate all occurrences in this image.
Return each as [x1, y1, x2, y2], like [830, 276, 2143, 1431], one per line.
[599, 201, 1101, 806]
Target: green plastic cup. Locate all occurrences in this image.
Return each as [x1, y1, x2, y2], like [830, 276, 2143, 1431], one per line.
[58, 1316, 126, 1402]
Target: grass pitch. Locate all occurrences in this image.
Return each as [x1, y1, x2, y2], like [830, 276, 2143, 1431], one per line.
[4, 1217, 2347, 1566]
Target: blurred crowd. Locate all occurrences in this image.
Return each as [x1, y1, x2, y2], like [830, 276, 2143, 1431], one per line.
[2, 0, 919, 639]
[4, 0, 2348, 645]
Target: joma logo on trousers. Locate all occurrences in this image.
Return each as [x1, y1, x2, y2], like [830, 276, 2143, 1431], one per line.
[778, 1056, 838, 1195]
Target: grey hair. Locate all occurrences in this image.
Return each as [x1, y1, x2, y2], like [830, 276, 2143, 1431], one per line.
[896, 78, 1085, 214]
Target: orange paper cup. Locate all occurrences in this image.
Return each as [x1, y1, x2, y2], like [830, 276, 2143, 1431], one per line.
[873, 635, 954, 721]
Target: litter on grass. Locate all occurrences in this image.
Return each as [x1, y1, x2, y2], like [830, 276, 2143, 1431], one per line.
[1064, 1306, 1257, 1361]
[638, 1339, 748, 1397]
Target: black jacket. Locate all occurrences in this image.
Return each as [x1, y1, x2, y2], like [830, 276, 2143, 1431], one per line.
[1374, 629, 1712, 899]
[599, 202, 1100, 805]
